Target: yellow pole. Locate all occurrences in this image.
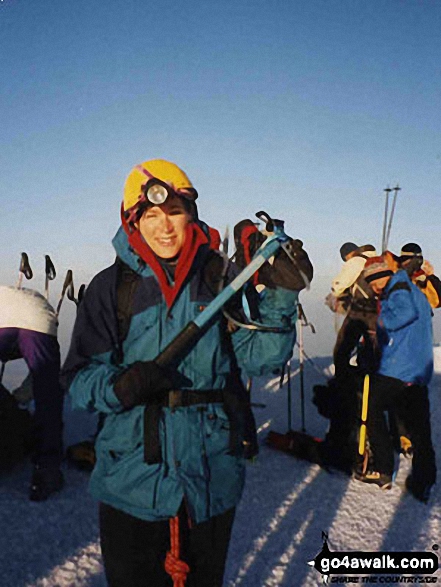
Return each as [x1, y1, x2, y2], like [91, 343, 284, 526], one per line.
[358, 374, 370, 456]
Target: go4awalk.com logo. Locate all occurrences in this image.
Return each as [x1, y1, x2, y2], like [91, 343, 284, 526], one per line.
[308, 533, 439, 584]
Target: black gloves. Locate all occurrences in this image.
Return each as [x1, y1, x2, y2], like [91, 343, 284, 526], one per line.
[113, 361, 174, 409]
[233, 219, 313, 291]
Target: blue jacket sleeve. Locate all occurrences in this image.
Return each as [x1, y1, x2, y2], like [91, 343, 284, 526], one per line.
[381, 287, 418, 332]
[230, 279, 298, 377]
[61, 265, 125, 414]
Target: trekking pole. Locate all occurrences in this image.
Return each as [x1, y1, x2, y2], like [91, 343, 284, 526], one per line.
[381, 186, 392, 253]
[154, 211, 292, 369]
[16, 252, 33, 289]
[56, 270, 73, 317]
[297, 303, 316, 432]
[358, 374, 370, 473]
[384, 184, 401, 251]
[287, 360, 292, 431]
[44, 255, 56, 300]
[298, 308, 305, 433]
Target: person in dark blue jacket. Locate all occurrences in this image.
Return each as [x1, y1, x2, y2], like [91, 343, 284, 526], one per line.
[355, 256, 436, 502]
[62, 159, 312, 587]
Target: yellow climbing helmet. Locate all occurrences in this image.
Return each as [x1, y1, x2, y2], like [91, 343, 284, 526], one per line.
[123, 159, 198, 220]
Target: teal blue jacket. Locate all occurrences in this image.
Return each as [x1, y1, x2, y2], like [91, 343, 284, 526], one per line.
[63, 226, 298, 523]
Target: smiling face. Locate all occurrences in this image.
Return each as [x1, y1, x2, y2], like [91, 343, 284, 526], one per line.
[136, 195, 192, 259]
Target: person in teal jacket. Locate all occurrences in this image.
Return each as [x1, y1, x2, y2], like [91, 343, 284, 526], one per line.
[355, 256, 435, 502]
[62, 159, 313, 587]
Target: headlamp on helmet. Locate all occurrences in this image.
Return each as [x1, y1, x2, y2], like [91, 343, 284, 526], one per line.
[123, 159, 198, 224]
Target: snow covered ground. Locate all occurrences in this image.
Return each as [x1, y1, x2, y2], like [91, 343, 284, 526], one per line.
[1, 348, 441, 586]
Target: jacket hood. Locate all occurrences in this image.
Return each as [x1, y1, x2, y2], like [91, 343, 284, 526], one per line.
[112, 226, 146, 274]
[112, 219, 209, 308]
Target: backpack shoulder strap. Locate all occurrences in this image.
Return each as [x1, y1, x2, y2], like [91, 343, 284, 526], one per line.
[114, 258, 141, 364]
[385, 281, 410, 299]
[202, 249, 229, 295]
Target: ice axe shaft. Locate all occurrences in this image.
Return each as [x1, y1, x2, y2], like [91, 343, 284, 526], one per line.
[155, 211, 290, 369]
[44, 255, 56, 300]
[358, 374, 370, 457]
[16, 252, 33, 289]
[56, 270, 73, 317]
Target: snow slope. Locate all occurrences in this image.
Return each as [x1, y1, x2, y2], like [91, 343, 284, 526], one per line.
[1, 349, 441, 586]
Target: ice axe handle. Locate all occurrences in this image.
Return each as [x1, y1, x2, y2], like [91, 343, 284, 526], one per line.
[20, 253, 33, 280]
[255, 211, 284, 233]
[155, 322, 202, 369]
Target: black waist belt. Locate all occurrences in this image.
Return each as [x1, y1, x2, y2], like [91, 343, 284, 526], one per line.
[162, 389, 225, 409]
[144, 389, 225, 464]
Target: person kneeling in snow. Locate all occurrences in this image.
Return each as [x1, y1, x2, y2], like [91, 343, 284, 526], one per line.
[62, 159, 306, 587]
[354, 256, 436, 502]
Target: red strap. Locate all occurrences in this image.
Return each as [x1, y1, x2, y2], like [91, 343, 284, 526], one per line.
[165, 516, 190, 587]
[208, 226, 221, 250]
[121, 204, 209, 308]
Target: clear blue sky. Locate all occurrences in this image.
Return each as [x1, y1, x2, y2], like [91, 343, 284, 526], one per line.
[1, 0, 440, 349]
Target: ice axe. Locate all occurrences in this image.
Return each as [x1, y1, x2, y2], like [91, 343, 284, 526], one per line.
[154, 211, 293, 369]
[66, 276, 86, 309]
[56, 270, 73, 317]
[358, 374, 370, 473]
[16, 252, 33, 289]
[44, 255, 56, 300]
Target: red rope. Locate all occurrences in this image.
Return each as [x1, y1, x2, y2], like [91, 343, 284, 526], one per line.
[165, 516, 190, 587]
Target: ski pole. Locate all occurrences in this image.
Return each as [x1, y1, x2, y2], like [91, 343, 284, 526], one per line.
[44, 255, 56, 300]
[381, 186, 392, 253]
[16, 252, 33, 289]
[358, 374, 370, 472]
[155, 211, 291, 369]
[384, 184, 401, 251]
[56, 270, 73, 317]
[297, 302, 316, 432]
[298, 307, 305, 433]
[287, 360, 292, 431]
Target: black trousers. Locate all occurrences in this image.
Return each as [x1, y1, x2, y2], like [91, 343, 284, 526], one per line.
[367, 374, 436, 488]
[99, 502, 235, 587]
